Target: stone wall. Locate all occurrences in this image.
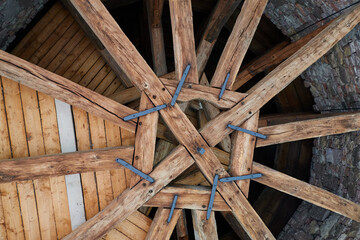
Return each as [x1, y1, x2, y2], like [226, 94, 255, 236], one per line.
[265, 0, 360, 239]
[0, 0, 49, 50]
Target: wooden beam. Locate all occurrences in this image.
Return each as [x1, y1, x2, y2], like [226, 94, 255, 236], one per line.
[145, 208, 181, 240]
[252, 162, 360, 222]
[196, 0, 242, 75]
[67, 1, 274, 239]
[191, 210, 219, 240]
[0, 50, 137, 133]
[130, 93, 158, 186]
[201, 4, 360, 146]
[169, 0, 198, 83]
[230, 111, 259, 198]
[147, 0, 167, 76]
[256, 112, 360, 147]
[161, 78, 247, 109]
[144, 186, 230, 211]
[232, 20, 333, 91]
[63, 146, 194, 239]
[210, 0, 268, 89]
[0, 147, 134, 183]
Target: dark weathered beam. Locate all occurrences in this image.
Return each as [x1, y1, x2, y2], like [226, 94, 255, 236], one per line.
[201, 4, 360, 146]
[210, 0, 268, 89]
[0, 50, 137, 133]
[0, 147, 133, 183]
[256, 112, 360, 147]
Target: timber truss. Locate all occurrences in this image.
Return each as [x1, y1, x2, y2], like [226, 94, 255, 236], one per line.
[0, 0, 360, 239]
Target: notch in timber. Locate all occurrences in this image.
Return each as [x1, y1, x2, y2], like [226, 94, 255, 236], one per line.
[123, 104, 167, 121]
[207, 174, 219, 220]
[219, 72, 230, 100]
[116, 158, 155, 183]
[167, 194, 178, 223]
[219, 173, 262, 182]
[171, 64, 191, 106]
[227, 124, 267, 139]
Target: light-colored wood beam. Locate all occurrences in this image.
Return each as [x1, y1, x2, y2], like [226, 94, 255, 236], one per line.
[196, 0, 242, 75]
[191, 210, 219, 240]
[257, 112, 360, 147]
[63, 146, 194, 239]
[169, 0, 198, 83]
[0, 147, 133, 183]
[210, 0, 268, 89]
[0, 50, 137, 133]
[130, 93, 158, 187]
[201, 4, 360, 146]
[230, 111, 259, 198]
[145, 208, 181, 240]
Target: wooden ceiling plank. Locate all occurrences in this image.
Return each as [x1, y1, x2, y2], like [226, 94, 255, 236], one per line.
[130, 93, 158, 187]
[201, 4, 360, 146]
[64, 2, 273, 239]
[145, 208, 181, 240]
[0, 147, 134, 183]
[252, 162, 360, 222]
[0, 50, 137, 133]
[191, 210, 219, 240]
[147, 0, 167, 76]
[210, 0, 268, 89]
[62, 146, 194, 239]
[169, 0, 198, 84]
[196, 0, 242, 75]
[257, 112, 360, 147]
[230, 111, 259, 198]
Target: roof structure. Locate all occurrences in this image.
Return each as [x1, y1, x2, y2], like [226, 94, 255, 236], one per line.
[0, 0, 360, 239]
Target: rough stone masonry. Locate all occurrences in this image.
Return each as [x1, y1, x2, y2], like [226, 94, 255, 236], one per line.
[265, 0, 360, 239]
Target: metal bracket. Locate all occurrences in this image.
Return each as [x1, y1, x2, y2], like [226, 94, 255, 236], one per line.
[123, 104, 167, 121]
[207, 174, 219, 220]
[218, 72, 230, 100]
[219, 173, 262, 182]
[167, 194, 178, 223]
[197, 147, 205, 155]
[227, 124, 267, 139]
[115, 158, 155, 183]
[171, 64, 191, 106]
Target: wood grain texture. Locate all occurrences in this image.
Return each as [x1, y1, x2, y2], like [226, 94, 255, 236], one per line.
[191, 210, 218, 240]
[131, 93, 158, 187]
[196, 0, 241, 75]
[0, 147, 134, 182]
[145, 208, 181, 240]
[230, 111, 259, 198]
[144, 186, 230, 211]
[210, 0, 268, 88]
[252, 162, 360, 222]
[256, 112, 360, 147]
[201, 4, 360, 146]
[0, 50, 137, 133]
[169, 0, 198, 83]
[162, 78, 247, 109]
[63, 146, 194, 239]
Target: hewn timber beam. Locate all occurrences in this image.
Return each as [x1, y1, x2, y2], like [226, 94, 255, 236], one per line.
[232, 20, 333, 91]
[191, 210, 219, 240]
[257, 112, 360, 147]
[66, 1, 273, 239]
[210, 0, 268, 88]
[0, 50, 137, 133]
[169, 0, 198, 83]
[0, 147, 133, 183]
[161, 78, 247, 109]
[145, 208, 181, 240]
[201, 3, 360, 146]
[196, 0, 242, 75]
[63, 146, 194, 239]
